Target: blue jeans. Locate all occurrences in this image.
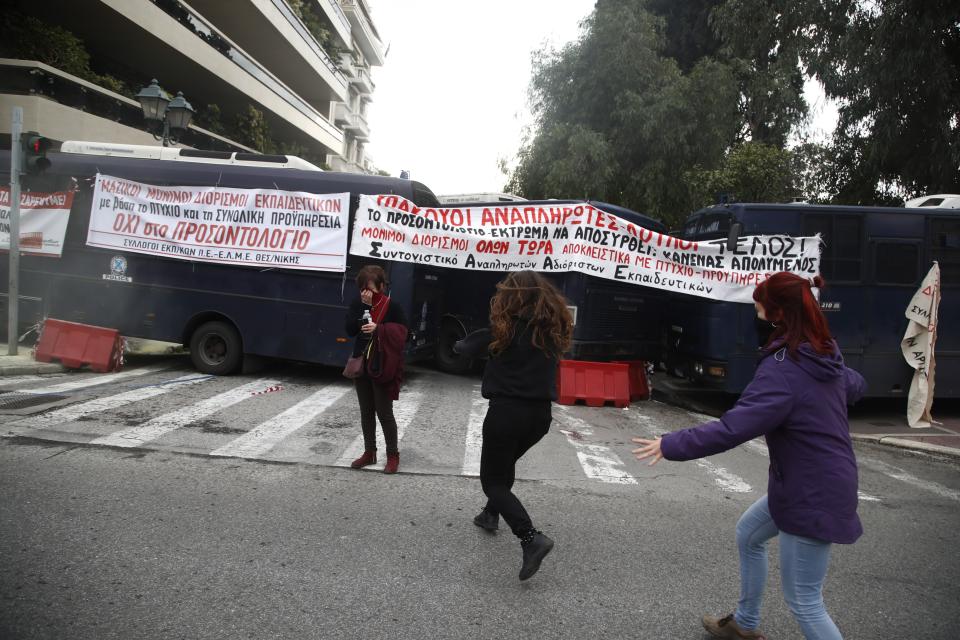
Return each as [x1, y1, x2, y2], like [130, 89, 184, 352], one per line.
[733, 495, 843, 640]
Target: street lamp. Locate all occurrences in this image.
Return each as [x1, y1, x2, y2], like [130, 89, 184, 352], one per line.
[135, 79, 195, 147]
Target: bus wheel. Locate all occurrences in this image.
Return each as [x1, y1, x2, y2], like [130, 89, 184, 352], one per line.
[189, 321, 242, 375]
[435, 321, 471, 374]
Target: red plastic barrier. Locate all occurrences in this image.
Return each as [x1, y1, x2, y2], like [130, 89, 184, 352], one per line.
[34, 319, 122, 372]
[557, 360, 631, 408]
[612, 360, 651, 401]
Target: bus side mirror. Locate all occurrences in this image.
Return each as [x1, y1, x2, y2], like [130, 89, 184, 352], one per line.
[726, 221, 743, 252]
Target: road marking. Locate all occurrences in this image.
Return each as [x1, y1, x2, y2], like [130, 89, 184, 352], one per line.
[690, 412, 880, 502]
[556, 407, 637, 485]
[461, 385, 485, 477]
[91, 379, 281, 448]
[860, 458, 960, 503]
[210, 383, 353, 459]
[18, 364, 171, 395]
[334, 387, 426, 469]
[631, 412, 752, 493]
[4, 374, 211, 435]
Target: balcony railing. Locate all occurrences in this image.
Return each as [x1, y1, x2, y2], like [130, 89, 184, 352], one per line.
[320, 0, 352, 38]
[351, 65, 374, 94]
[0, 58, 254, 152]
[337, 0, 385, 64]
[268, 0, 347, 84]
[149, 0, 340, 139]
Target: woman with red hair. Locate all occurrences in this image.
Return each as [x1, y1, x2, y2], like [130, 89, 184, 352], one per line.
[633, 272, 866, 640]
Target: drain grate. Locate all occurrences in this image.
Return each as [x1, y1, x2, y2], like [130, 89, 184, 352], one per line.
[0, 392, 70, 410]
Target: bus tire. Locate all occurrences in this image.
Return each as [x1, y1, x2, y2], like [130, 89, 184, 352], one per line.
[435, 320, 471, 374]
[189, 321, 243, 375]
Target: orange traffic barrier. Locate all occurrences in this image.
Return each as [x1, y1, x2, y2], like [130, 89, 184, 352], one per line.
[556, 360, 631, 408]
[611, 360, 651, 401]
[34, 318, 123, 372]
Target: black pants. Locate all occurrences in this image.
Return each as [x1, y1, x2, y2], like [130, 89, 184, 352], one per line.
[354, 374, 398, 454]
[479, 397, 552, 537]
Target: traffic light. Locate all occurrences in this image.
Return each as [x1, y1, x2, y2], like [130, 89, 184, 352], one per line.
[22, 132, 51, 174]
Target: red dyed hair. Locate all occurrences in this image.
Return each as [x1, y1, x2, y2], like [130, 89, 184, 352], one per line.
[753, 272, 833, 356]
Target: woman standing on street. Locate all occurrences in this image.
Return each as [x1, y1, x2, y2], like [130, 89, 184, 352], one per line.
[633, 272, 866, 640]
[455, 270, 573, 581]
[344, 265, 407, 474]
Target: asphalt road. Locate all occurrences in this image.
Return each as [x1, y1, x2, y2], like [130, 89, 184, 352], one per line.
[1, 356, 958, 639]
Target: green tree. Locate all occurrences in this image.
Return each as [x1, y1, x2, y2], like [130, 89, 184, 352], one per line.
[687, 142, 798, 207]
[233, 105, 277, 154]
[804, 0, 960, 203]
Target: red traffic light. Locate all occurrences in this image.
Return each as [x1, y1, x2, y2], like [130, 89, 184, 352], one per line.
[22, 132, 52, 173]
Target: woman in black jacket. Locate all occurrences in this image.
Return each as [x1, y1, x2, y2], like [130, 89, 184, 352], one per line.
[455, 270, 573, 581]
[344, 264, 407, 474]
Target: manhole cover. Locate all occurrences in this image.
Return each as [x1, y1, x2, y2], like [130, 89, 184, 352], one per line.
[0, 393, 70, 410]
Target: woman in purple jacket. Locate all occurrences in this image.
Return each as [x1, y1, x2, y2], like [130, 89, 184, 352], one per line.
[633, 272, 866, 640]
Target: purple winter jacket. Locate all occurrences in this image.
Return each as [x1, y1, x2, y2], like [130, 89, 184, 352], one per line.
[660, 340, 866, 544]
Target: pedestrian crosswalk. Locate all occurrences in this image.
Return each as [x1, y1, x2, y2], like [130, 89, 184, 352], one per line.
[0, 363, 956, 506]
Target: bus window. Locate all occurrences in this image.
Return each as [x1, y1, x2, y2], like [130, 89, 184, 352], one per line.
[930, 217, 960, 284]
[803, 213, 863, 282]
[696, 213, 732, 239]
[682, 215, 701, 237]
[873, 241, 920, 285]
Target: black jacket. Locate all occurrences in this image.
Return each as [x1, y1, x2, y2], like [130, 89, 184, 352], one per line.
[455, 320, 559, 401]
[345, 297, 408, 357]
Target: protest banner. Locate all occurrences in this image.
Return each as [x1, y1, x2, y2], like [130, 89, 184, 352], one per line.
[0, 188, 74, 257]
[350, 195, 821, 303]
[901, 262, 941, 428]
[87, 174, 349, 272]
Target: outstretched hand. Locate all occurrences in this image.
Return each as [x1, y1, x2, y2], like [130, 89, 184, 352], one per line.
[631, 437, 663, 466]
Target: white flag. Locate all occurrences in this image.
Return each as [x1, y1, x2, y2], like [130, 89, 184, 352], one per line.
[901, 262, 941, 428]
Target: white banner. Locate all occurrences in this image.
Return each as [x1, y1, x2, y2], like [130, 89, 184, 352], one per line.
[350, 195, 820, 302]
[901, 262, 941, 428]
[87, 174, 349, 272]
[0, 188, 74, 257]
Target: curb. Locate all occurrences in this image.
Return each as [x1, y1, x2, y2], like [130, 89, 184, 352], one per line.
[850, 433, 960, 460]
[0, 363, 66, 376]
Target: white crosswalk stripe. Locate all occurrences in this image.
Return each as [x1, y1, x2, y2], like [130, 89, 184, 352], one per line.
[210, 383, 353, 459]
[17, 364, 171, 395]
[4, 374, 212, 436]
[461, 385, 485, 477]
[5, 368, 955, 504]
[555, 407, 637, 485]
[0, 374, 63, 386]
[91, 379, 281, 448]
[636, 411, 752, 493]
[334, 386, 427, 470]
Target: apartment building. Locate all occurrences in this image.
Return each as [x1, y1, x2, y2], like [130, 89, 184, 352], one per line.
[0, 0, 385, 173]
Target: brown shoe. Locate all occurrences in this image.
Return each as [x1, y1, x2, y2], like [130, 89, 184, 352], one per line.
[350, 450, 377, 469]
[383, 452, 399, 474]
[702, 613, 767, 639]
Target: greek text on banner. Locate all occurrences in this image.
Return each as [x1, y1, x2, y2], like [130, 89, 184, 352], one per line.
[350, 195, 821, 303]
[0, 188, 74, 258]
[87, 174, 349, 272]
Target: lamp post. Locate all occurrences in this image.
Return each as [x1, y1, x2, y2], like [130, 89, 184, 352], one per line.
[135, 79, 195, 147]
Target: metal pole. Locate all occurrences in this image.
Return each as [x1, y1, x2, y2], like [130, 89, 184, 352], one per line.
[8, 107, 22, 355]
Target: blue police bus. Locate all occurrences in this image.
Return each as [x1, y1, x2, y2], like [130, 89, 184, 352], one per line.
[661, 203, 958, 398]
[0, 146, 445, 374]
[432, 200, 668, 373]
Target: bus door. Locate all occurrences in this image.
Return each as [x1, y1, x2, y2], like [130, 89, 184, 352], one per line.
[801, 212, 868, 372]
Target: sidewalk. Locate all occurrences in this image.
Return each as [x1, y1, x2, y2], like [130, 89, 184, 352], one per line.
[0, 344, 66, 376]
[652, 376, 960, 461]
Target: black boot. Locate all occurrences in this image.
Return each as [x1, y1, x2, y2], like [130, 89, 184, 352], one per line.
[472, 507, 499, 532]
[518, 530, 554, 581]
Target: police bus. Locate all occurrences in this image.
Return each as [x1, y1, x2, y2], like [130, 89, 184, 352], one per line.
[661, 202, 958, 398]
[0, 144, 446, 374]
